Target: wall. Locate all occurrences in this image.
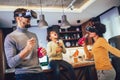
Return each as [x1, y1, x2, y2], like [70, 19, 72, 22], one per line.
[63, 47, 86, 63]
[28, 26, 47, 48]
[100, 7, 120, 40]
[0, 29, 5, 80]
[0, 11, 81, 28]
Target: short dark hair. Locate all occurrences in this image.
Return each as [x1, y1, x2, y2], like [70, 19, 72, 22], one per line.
[14, 8, 27, 19]
[47, 30, 59, 42]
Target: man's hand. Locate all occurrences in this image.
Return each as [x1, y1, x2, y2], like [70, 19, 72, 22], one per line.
[19, 37, 36, 59]
[40, 48, 47, 56]
[26, 37, 36, 51]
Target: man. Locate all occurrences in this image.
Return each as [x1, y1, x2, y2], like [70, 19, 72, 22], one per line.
[4, 8, 48, 80]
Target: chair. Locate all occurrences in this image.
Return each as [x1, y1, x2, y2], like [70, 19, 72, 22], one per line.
[108, 35, 120, 80]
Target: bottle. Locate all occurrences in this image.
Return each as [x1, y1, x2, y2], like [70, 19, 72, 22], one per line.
[38, 47, 44, 58]
[40, 56, 49, 66]
[73, 49, 79, 63]
[78, 34, 88, 45]
[77, 34, 80, 39]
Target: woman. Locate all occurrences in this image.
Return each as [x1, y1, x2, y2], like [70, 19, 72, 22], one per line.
[47, 30, 76, 80]
[83, 22, 120, 80]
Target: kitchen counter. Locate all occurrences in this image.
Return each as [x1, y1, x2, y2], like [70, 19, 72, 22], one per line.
[43, 60, 94, 72]
[71, 60, 94, 68]
[43, 60, 97, 80]
[5, 60, 97, 80]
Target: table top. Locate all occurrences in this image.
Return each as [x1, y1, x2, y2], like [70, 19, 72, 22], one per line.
[71, 60, 94, 68]
[43, 60, 94, 72]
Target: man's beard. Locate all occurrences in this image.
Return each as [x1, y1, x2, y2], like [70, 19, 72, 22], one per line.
[22, 21, 31, 28]
[25, 24, 31, 28]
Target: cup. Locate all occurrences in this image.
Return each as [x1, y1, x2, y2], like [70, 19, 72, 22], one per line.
[78, 56, 83, 61]
[37, 47, 44, 58]
[73, 57, 78, 63]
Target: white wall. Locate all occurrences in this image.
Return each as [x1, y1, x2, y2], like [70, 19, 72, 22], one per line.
[28, 26, 48, 48]
[0, 11, 13, 28]
[100, 7, 120, 40]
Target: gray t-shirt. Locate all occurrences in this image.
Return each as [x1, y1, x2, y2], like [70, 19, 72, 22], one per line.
[4, 27, 42, 74]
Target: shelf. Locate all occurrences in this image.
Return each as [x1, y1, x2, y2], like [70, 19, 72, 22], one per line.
[59, 31, 81, 34]
[65, 46, 79, 48]
[59, 26, 82, 47]
[62, 38, 79, 41]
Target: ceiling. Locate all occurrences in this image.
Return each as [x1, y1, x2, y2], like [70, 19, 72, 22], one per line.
[0, 0, 88, 9]
[0, 0, 120, 26]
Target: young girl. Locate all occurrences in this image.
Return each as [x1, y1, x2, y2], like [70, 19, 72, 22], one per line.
[47, 30, 76, 80]
[83, 22, 120, 80]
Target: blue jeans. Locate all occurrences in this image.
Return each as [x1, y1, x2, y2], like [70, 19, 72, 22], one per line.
[49, 60, 76, 80]
[15, 72, 48, 80]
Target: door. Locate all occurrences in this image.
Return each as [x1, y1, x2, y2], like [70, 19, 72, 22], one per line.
[0, 29, 5, 80]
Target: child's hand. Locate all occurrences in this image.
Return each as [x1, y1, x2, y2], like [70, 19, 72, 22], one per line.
[56, 47, 63, 53]
[57, 41, 63, 48]
[58, 42, 63, 47]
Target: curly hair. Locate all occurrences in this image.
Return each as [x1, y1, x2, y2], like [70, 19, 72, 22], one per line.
[93, 22, 106, 37]
[47, 30, 59, 42]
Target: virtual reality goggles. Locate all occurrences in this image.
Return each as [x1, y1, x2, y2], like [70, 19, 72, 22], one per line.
[86, 26, 97, 32]
[14, 10, 37, 19]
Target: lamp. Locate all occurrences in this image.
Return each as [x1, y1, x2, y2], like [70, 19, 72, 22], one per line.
[38, 0, 48, 28]
[60, 0, 71, 29]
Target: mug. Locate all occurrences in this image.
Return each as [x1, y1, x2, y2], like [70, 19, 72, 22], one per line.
[73, 57, 78, 63]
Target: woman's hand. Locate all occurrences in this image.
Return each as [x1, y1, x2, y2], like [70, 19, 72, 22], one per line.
[81, 41, 86, 47]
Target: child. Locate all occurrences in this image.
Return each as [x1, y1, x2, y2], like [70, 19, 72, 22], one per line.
[47, 30, 76, 80]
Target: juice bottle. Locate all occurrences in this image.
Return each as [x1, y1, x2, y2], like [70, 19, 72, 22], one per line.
[78, 34, 88, 45]
[38, 47, 44, 58]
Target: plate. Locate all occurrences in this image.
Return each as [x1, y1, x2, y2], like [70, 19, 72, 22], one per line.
[65, 42, 71, 47]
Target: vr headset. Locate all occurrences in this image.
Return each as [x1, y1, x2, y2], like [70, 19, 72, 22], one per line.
[86, 26, 97, 32]
[14, 10, 37, 19]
